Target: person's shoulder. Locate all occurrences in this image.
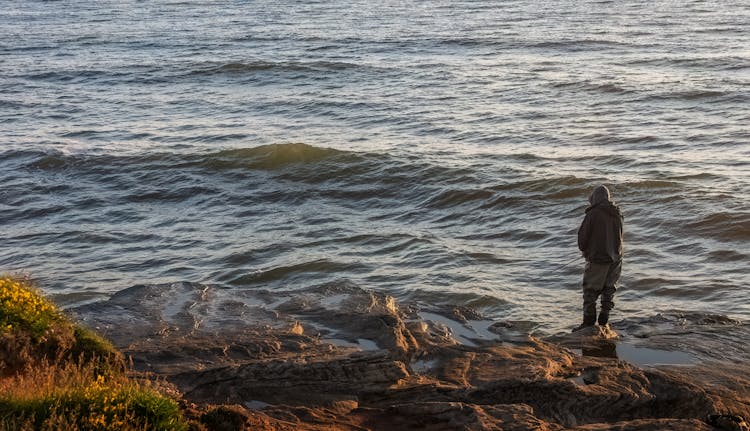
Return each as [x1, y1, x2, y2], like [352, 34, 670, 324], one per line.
[608, 204, 624, 221]
[590, 202, 622, 219]
[610, 202, 624, 219]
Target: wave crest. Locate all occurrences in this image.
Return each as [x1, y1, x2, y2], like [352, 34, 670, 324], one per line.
[203, 143, 347, 170]
[687, 212, 750, 241]
[14, 143, 350, 173]
[189, 60, 362, 76]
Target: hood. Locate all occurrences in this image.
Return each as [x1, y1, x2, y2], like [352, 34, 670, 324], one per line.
[589, 185, 610, 206]
[586, 185, 623, 217]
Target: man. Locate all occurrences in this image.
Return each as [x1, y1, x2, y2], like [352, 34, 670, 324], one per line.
[575, 185, 624, 331]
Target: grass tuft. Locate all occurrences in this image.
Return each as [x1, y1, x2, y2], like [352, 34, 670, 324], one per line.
[72, 325, 122, 367]
[0, 360, 187, 430]
[0, 277, 189, 430]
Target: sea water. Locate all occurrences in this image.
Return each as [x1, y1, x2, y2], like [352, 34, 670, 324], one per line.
[1, 1, 748, 337]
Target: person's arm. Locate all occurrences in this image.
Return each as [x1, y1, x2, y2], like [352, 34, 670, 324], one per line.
[578, 213, 592, 258]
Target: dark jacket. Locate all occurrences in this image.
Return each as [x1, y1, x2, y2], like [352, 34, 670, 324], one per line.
[578, 186, 623, 264]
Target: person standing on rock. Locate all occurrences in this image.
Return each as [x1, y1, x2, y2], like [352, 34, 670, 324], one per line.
[574, 185, 624, 332]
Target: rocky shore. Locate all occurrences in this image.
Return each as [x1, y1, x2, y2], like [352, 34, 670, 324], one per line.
[73, 282, 750, 431]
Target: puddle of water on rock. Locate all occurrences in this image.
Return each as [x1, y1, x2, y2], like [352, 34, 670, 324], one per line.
[322, 338, 380, 351]
[411, 359, 437, 374]
[616, 343, 696, 367]
[574, 343, 696, 367]
[322, 338, 357, 349]
[419, 312, 499, 346]
[244, 400, 270, 410]
[466, 319, 499, 340]
[357, 338, 379, 350]
[569, 376, 586, 386]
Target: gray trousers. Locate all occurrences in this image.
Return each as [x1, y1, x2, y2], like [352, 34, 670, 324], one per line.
[581, 260, 622, 322]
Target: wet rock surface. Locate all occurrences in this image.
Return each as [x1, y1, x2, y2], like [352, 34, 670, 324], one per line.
[73, 283, 749, 430]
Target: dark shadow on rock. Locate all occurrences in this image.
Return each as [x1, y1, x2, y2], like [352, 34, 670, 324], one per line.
[582, 341, 618, 359]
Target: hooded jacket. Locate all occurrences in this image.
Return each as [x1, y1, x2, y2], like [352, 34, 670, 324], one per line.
[578, 185, 624, 264]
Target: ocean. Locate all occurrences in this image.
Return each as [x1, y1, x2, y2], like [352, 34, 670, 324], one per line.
[1, 0, 748, 336]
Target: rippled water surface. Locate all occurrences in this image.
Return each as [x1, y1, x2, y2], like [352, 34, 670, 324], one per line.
[1, 0, 748, 334]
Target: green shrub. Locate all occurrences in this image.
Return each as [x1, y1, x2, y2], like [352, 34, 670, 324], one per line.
[72, 325, 121, 365]
[0, 371, 187, 430]
[0, 277, 189, 430]
[0, 277, 63, 338]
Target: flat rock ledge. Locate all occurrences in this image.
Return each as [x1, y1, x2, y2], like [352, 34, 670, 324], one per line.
[73, 283, 750, 431]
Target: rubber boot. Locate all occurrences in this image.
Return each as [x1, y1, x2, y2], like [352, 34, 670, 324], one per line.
[598, 311, 609, 326]
[572, 313, 597, 332]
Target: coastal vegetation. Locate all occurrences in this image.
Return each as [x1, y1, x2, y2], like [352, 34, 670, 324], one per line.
[0, 276, 188, 431]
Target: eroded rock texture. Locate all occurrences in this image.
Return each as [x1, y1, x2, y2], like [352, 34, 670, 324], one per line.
[74, 283, 749, 431]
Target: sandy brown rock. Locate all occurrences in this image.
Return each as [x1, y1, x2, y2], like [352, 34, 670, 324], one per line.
[169, 333, 738, 430]
[657, 362, 750, 421]
[277, 287, 420, 356]
[569, 418, 714, 431]
[73, 284, 748, 431]
[360, 402, 560, 431]
[173, 350, 409, 405]
[457, 343, 718, 427]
